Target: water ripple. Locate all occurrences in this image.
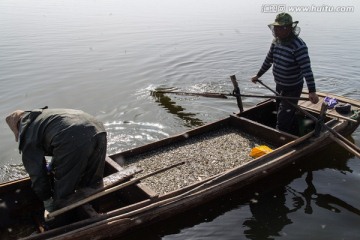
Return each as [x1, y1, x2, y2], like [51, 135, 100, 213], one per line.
[105, 120, 169, 154]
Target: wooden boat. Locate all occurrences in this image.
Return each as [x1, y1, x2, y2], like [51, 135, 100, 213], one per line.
[1, 91, 359, 240]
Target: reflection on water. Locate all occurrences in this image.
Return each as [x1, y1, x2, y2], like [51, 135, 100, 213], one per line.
[244, 186, 294, 239]
[151, 87, 205, 127]
[288, 172, 360, 216]
[244, 170, 360, 239]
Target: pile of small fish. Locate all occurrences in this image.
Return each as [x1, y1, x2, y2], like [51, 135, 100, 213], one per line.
[122, 127, 269, 195]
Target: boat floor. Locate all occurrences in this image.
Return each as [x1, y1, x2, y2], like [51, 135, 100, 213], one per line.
[120, 126, 273, 195]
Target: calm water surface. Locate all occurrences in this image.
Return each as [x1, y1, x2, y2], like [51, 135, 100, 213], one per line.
[1, 0, 359, 239]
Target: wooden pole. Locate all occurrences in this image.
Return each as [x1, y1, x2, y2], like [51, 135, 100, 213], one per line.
[330, 135, 360, 158]
[230, 75, 244, 113]
[314, 102, 328, 137]
[256, 79, 360, 156]
[152, 90, 309, 101]
[328, 125, 360, 153]
[238, 93, 309, 101]
[152, 90, 228, 99]
[47, 161, 185, 219]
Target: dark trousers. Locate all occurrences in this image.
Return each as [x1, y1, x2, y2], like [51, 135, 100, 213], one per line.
[275, 84, 303, 134]
[52, 132, 107, 207]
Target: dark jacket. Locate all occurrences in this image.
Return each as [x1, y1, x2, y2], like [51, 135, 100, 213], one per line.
[18, 108, 106, 200]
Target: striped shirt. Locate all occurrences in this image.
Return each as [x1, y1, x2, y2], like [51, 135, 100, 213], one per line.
[257, 37, 316, 93]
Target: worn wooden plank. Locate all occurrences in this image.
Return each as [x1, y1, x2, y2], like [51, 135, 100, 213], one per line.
[77, 204, 99, 218]
[58, 165, 142, 209]
[314, 91, 360, 108]
[105, 155, 159, 204]
[136, 183, 159, 199]
[49, 218, 135, 240]
[105, 155, 124, 171]
[48, 162, 184, 219]
[102, 166, 142, 189]
[299, 92, 360, 123]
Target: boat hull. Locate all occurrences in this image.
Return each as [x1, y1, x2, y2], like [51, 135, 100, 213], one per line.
[1, 92, 359, 240]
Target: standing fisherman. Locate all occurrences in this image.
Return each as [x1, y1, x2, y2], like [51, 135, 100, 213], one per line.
[251, 13, 319, 134]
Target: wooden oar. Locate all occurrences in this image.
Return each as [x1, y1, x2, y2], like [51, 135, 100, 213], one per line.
[57, 165, 142, 209]
[330, 135, 360, 157]
[255, 79, 360, 158]
[152, 90, 229, 98]
[152, 90, 309, 101]
[47, 161, 185, 219]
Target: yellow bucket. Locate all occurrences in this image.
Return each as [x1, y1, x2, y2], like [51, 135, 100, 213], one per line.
[249, 145, 273, 158]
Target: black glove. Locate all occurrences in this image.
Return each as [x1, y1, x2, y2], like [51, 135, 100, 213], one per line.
[233, 87, 240, 96]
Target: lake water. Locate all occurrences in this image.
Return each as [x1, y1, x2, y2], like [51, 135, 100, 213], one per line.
[1, 0, 359, 239]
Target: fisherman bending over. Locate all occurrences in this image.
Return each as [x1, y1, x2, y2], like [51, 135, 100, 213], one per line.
[6, 107, 107, 214]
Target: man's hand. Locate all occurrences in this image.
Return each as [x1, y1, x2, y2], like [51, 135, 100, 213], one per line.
[309, 92, 319, 104]
[233, 86, 240, 95]
[251, 75, 259, 83]
[43, 198, 54, 219]
[43, 198, 54, 212]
